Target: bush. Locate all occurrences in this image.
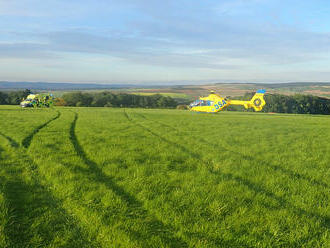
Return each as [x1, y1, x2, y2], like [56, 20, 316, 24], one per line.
[176, 105, 188, 110]
[54, 97, 66, 106]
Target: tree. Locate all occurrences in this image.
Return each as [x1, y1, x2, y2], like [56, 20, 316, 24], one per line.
[0, 91, 8, 104]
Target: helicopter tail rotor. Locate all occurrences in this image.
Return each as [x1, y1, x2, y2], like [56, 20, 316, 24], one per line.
[249, 89, 266, 111]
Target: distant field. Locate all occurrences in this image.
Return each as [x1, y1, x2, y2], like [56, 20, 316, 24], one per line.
[25, 83, 330, 101]
[0, 106, 329, 247]
[131, 92, 190, 99]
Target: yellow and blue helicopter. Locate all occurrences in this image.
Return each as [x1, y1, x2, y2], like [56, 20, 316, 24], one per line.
[189, 89, 266, 113]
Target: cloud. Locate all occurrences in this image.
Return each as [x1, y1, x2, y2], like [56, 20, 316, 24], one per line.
[1, 26, 330, 71]
[215, 0, 267, 15]
[1, 0, 330, 82]
[0, 42, 57, 59]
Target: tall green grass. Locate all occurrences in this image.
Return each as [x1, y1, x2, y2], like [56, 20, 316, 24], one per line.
[0, 105, 329, 247]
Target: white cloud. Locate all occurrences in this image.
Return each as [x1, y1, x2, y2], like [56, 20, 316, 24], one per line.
[1, 0, 330, 82]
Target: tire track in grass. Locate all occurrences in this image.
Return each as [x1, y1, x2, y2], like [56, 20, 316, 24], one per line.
[126, 111, 330, 239]
[22, 110, 61, 148]
[125, 111, 201, 161]
[138, 113, 330, 210]
[0, 132, 19, 148]
[0, 146, 11, 248]
[138, 113, 329, 189]
[0, 115, 97, 248]
[1, 174, 94, 248]
[128, 113, 330, 246]
[0, 113, 95, 248]
[137, 113, 330, 222]
[25, 110, 140, 247]
[125, 111, 256, 248]
[70, 111, 189, 248]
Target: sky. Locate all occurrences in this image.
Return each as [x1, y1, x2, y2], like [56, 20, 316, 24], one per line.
[1, 0, 330, 84]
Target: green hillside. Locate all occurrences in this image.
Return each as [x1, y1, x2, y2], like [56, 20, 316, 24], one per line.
[0, 106, 329, 247]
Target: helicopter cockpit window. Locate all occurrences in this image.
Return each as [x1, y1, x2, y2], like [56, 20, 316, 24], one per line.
[190, 100, 201, 107]
[200, 100, 213, 106]
[190, 100, 214, 107]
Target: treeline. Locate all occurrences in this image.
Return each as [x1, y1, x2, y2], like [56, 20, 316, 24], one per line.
[0, 89, 177, 108]
[0, 89, 31, 105]
[1, 89, 330, 114]
[263, 94, 330, 114]
[227, 93, 330, 114]
[60, 91, 178, 108]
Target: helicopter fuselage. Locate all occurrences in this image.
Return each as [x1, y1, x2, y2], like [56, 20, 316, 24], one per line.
[189, 93, 229, 112]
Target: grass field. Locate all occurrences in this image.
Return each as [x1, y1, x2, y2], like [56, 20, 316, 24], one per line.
[0, 106, 329, 248]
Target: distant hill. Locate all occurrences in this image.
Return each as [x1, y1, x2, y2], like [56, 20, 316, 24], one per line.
[256, 82, 330, 88]
[1, 81, 330, 99]
[124, 82, 330, 100]
[0, 81, 143, 90]
[187, 82, 330, 99]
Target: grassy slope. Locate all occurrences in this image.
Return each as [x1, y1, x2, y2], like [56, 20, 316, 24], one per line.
[0, 105, 329, 247]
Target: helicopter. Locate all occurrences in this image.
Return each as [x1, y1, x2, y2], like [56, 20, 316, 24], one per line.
[189, 89, 266, 113]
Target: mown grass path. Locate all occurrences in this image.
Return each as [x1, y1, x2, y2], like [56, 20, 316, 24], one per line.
[0, 106, 329, 247]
